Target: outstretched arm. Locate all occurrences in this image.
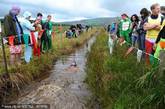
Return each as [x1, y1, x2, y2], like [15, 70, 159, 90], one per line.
[143, 23, 157, 30]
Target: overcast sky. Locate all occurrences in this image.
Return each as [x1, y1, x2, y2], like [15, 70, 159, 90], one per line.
[0, 0, 164, 22]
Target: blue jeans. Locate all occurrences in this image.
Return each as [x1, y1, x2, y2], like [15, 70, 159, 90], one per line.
[131, 35, 138, 46]
[138, 33, 145, 51]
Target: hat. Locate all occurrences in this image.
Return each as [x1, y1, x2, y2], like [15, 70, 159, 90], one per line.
[23, 11, 32, 18]
[121, 13, 128, 18]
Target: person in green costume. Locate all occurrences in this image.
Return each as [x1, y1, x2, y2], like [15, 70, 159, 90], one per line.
[119, 13, 132, 45]
[42, 15, 52, 52]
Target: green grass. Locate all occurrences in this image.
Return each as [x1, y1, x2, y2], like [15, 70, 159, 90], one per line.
[86, 30, 165, 109]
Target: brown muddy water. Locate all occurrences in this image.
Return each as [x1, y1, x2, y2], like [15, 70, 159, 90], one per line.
[10, 36, 98, 109]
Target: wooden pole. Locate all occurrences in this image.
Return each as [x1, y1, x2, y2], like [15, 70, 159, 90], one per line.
[0, 21, 8, 74]
[59, 25, 63, 48]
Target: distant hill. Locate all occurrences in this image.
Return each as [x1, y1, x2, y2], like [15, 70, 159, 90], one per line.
[58, 17, 119, 26]
[0, 17, 119, 26]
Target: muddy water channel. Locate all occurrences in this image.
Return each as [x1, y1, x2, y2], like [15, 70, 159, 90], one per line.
[12, 36, 97, 109]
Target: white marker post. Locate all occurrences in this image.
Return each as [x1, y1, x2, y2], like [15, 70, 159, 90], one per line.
[0, 21, 1, 33]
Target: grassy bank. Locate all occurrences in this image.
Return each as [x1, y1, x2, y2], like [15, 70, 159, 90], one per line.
[0, 28, 98, 103]
[86, 30, 165, 109]
[0, 26, 69, 73]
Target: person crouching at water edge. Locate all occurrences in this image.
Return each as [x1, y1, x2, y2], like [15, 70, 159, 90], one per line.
[21, 11, 35, 63]
[4, 6, 23, 65]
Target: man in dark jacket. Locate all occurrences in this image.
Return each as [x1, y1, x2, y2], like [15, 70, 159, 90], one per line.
[4, 7, 23, 44]
[3, 6, 23, 65]
[41, 15, 52, 52]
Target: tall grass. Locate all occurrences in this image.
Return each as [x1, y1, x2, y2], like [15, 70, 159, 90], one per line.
[86, 30, 165, 109]
[0, 27, 98, 103]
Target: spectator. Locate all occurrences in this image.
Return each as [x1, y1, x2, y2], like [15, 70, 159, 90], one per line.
[130, 14, 140, 47]
[154, 6, 165, 59]
[32, 17, 44, 56]
[21, 11, 35, 63]
[110, 22, 117, 39]
[37, 12, 45, 52]
[37, 13, 43, 23]
[137, 8, 149, 51]
[42, 15, 53, 52]
[3, 6, 23, 65]
[119, 13, 132, 45]
[86, 25, 90, 32]
[66, 29, 73, 39]
[70, 25, 77, 38]
[144, 3, 163, 65]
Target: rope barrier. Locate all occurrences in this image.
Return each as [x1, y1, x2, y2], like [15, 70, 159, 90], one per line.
[108, 34, 161, 62]
[132, 46, 161, 61]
